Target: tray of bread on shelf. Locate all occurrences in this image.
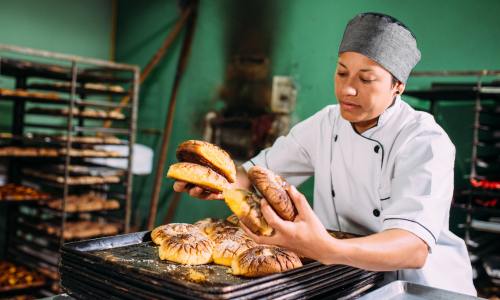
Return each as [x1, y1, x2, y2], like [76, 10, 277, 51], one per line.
[21, 218, 120, 241]
[39, 192, 120, 213]
[26, 133, 125, 145]
[28, 82, 129, 96]
[0, 88, 60, 100]
[38, 164, 127, 177]
[22, 168, 121, 185]
[0, 146, 122, 158]
[0, 261, 47, 293]
[27, 107, 126, 120]
[0, 184, 52, 202]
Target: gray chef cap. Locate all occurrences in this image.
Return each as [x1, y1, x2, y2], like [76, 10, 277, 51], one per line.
[338, 13, 421, 84]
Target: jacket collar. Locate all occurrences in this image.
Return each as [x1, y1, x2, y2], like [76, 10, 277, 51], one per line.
[357, 95, 401, 138]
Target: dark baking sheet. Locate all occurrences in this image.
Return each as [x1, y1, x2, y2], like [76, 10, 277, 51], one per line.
[60, 266, 381, 300]
[61, 231, 381, 299]
[60, 262, 379, 300]
[60, 252, 361, 300]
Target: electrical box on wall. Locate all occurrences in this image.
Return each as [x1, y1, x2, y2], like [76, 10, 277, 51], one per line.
[271, 76, 296, 113]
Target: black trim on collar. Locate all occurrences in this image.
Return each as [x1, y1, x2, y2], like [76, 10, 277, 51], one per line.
[350, 127, 385, 170]
[384, 218, 437, 243]
[249, 160, 255, 166]
[380, 197, 390, 201]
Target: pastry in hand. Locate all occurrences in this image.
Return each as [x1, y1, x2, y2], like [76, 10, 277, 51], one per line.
[167, 162, 229, 193]
[151, 223, 207, 245]
[194, 217, 237, 235]
[222, 189, 273, 236]
[248, 166, 297, 221]
[159, 234, 215, 265]
[213, 240, 258, 266]
[176, 140, 236, 183]
[231, 245, 302, 277]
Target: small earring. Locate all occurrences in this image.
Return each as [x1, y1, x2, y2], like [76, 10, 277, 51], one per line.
[396, 91, 400, 94]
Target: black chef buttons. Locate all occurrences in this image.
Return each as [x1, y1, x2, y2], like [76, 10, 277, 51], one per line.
[334, 135, 338, 142]
[373, 209, 380, 217]
[374, 145, 380, 153]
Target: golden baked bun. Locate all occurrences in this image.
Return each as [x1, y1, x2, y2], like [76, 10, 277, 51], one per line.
[247, 166, 297, 221]
[176, 140, 236, 183]
[231, 246, 303, 277]
[208, 227, 252, 244]
[151, 223, 207, 245]
[167, 162, 229, 193]
[213, 240, 258, 266]
[329, 231, 356, 239]
[227, 214, 241, 227]
[223, 189, 273, 236]
[159, 234, 215, 265]
[194, 217, 237, 235]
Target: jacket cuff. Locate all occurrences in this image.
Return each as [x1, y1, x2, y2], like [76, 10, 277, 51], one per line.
[381, 218, 436, 253]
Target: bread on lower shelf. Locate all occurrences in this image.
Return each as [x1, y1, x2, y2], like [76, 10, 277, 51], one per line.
[25, 220, 120, 240]
[23, 169, 120, 185]
[43, 193, 120, 212]
[0, 184, 52, 201]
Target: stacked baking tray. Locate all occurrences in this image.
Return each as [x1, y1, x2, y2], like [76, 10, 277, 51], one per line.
[59, 231, 383, 300]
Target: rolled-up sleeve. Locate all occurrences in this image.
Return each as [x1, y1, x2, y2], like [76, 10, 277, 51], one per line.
[243, 106, 333, 187]
[380, 130, 456, 252]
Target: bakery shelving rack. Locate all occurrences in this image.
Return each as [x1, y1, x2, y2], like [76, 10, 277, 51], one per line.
[405, 70, 500, 285]
[0, 43, 139, 298]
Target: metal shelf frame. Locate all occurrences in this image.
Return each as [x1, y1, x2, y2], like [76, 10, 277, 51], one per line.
[408, 70, 500, 249]
[0, 44, 139, 283]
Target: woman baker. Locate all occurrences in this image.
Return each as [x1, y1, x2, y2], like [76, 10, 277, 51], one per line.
[174, 13, 476, 295]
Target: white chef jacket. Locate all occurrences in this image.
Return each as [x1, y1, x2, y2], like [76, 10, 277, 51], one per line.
[242, 96, 476, 296]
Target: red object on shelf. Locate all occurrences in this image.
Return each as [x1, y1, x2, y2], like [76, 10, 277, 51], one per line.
[470, 178, 500, 189]
[475, 198, 498, 207]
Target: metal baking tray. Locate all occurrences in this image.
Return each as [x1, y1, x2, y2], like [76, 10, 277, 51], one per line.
[60, 231, 382, 299]
[60, 263, 381, 300]
[60, 271, 382, 300]
[357, 280, 482, 299]
[59, 255, 369, 300]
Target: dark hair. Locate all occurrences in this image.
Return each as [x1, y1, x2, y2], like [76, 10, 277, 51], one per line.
[391, 75, 398, 88]
[361, 12, 416, 39]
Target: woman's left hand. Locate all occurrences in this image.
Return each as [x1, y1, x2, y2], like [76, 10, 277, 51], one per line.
[240, 185, 338, 263]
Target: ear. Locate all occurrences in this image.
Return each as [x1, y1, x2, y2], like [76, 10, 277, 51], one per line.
[394, 81, 406, 96]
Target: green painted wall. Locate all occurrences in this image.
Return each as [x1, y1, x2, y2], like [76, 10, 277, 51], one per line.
[115, 0, 500, 232]
[0, 0, 113, 132]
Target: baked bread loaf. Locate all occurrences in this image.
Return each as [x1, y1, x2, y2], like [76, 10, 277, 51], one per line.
[213, 240, 258, 266]
[329, 231, 356, 239]
[227, 214, 241, 227]
[167, 162, 229, 193]
[159, 234, 215, 265]
[151, 223, 207, 245]
[222, 189, 273, 236]
[176, 140, 236, 183]
[194, 217, 237, 235]
[208, 227, 252, 244]
[231, 246, 302, 277]
[248, 166, 297, 221]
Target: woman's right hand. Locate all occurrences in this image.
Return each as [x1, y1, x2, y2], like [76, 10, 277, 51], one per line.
[173, 181, 224, 200]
